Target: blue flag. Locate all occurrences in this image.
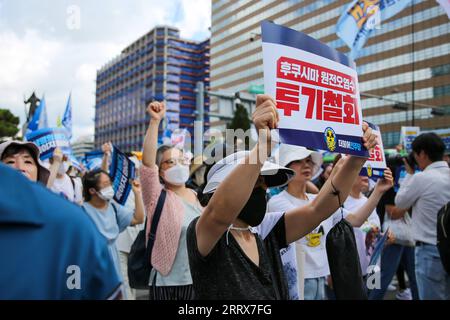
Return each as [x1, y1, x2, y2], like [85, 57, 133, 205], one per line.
[27, 96, 48, 133]
[336, 0, 412, 59]
[62, 93, 72, 139]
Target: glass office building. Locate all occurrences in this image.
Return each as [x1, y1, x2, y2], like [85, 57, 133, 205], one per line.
[210, 0, 450, 147]
[95, 26, 210, 152]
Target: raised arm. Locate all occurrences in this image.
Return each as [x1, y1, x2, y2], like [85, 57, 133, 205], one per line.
[46, 147, 64, 188]
[130, 180, 145, 225]
[345, 168, 393, 227]
[284, 122, 378, 244]
[101, 142, 112, 173]
[142, 101, 165, 168]
[195, 95, 278, 257]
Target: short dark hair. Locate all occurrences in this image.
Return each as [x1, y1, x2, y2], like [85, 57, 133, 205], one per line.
[82, 169, 110, 201]
[412, 133, 445, 162]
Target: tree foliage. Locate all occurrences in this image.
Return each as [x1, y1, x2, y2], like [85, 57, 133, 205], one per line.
[0, 109, 20, 138]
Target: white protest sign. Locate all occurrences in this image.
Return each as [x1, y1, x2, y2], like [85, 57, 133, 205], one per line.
[262, 21, 368, 157]
[361, 122, 386, 179]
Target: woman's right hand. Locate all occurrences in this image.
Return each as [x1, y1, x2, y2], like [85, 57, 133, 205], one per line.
[52, 147, 64, 163]
[147, 101, 166, 122]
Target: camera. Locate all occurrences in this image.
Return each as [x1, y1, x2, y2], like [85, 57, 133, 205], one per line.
[386, 151, 417, 169]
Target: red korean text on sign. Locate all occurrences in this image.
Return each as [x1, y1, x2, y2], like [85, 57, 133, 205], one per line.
[275, 56, 360, 125]
[368, 145, 383, 162]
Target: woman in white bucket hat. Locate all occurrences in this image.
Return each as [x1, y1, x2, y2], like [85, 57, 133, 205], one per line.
[185, 94, 379, 300]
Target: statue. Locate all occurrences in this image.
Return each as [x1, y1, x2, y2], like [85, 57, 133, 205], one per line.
[24, 92, 40, 122]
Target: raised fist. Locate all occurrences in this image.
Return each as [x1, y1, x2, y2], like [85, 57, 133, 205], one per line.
[147, 101, 166, 121]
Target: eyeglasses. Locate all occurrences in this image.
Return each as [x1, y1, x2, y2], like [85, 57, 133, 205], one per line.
[161, 157, 190, 166]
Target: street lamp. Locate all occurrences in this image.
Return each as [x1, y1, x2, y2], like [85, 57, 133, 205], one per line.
[391, 88, 411, 125]
[431, 108, 445, 116]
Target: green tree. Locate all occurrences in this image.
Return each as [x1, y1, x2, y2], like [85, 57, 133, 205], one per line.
[228, 103, 251, 131]
[228, 103, 252, 150]
[0, 109, 20, 138]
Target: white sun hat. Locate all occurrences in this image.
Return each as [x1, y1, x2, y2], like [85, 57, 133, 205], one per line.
[203, 150, 295, 194]
[275, 144, 323, 176]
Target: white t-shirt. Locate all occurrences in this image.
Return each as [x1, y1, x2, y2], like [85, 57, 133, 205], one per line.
[72, 176, 83, 205]
[343, 195, 380, 276]
[267, 190, 341, 299]
[50, 174, 75, 202]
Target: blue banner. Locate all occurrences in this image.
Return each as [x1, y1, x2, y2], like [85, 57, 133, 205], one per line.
[109, 146, 136, 205]
[336, 0, 412, 59]
[69, 154, 83, 172]
[83, 150, 103, 171]
[25, 127, 71, 160]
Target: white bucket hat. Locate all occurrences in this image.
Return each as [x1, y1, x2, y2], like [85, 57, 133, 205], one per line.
[275, 144, 323, 176]
[203, 150, 295, 194]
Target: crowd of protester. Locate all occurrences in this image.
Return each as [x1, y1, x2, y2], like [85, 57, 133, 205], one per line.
[1, 96, 449, 300]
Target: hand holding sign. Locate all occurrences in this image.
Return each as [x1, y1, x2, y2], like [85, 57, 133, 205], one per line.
[147, 101, 166, 122]
[374, 168, 394, 194]
[52, 147, 64, 164]
[253, 94, 279, 154]
[361, 122, 377, 152]
[101, 142, 113, 156]
[131, 179, 141, 194]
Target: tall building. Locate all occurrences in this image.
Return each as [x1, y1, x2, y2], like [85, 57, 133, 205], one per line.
[72, 135, 94, 160]
[211, 0, 450, 147]
[95, 26, 210, 152]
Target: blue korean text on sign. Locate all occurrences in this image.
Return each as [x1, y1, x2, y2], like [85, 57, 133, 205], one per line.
[25, 127, 72, 161]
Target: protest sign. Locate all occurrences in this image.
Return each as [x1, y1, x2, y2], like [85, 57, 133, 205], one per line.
[25, 127, 71, 160]
[262, 21, 368, 157]
[400, 126, 420, 153]
[109, 146, 136, 205]
[422, 128, 450, 153]
[360, 122, 386, 179]
[368, 228, 390, 267]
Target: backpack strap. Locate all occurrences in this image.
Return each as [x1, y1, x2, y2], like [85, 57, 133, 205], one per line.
[69, 175, 75, 191]
[146, 190, 167, 265]
[111, 202, 119, 227]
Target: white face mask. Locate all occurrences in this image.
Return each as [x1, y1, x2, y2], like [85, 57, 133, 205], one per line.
[163, 164, 189, 186]
[98, 186, 115, 201]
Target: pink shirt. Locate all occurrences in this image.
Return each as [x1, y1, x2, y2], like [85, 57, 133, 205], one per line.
[140, 164, 185, 276]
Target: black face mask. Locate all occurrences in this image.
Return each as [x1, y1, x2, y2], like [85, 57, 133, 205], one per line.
[237, 187, 267, 227]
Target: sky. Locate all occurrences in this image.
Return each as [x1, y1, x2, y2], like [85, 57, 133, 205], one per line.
[0, 0, 211, 141]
